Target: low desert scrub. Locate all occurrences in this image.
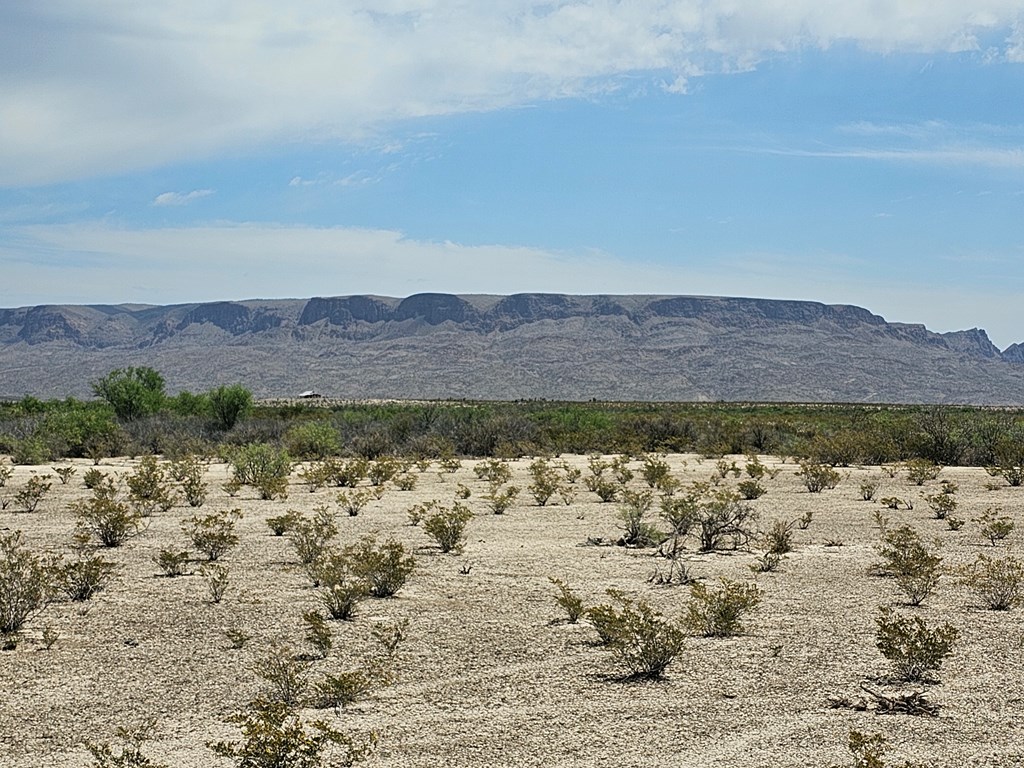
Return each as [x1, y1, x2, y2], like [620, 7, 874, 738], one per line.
[527, 458, 561, 506]
[960, 554, 1024, 610]
[474, 458, 511, 485]
[975, 507, 1015, 545]
[736, 479, 766, 500]
[170, 454, 207, 507]
[640, 454, 672, 488]
[923, 491, 957, 520]
[342, 536, 415, 598]
[74, 481, 144, 547]
[183, 509, 241, 561]
[422, 502, 473, 553]
[201, 563, 230, 603]
[153, 548, 191, 577]
[903, 459, 941, 486]
[845, 730, 925, 768]
[288, 506, 339, 568]
[796, 460, 841, 493]
[230, 443, 292, 500]
[405, 500, 438, 527]
[209, 699, 375, 768]
[859, 477, 881, 501]
[392, 473, 417, 491]
[86, 719, 168, 768]
[14, 474, 52, 513]
[311, 619, 407, 710]
[438, 457, 461, 473]
[695, 489, 758, 552]
[303, 610, 333, 659]
[876, 525, 942, 606]
[367, 456, 403, 486]
[56, 546, 116, 601]
[684, 578, 761, 637]
[53, 466, 76, 485]
[585, 476, 620, 502]
[126, 456, 177, 516]
[0, 465, 12, 487]
[0, 531, 53, 635]
[762, 519, 795, 555]
[483, 482, 520, 514]
[252, 642, 311, 707]
[875, 607, 958, 683]
[549, 577, 585, 623]
[313, 552, 368, 619]
[586, 591, 686, 679]
[617, 488, 664, 547]
[266, 512, 297, 536]
[337, 489, 373, 517]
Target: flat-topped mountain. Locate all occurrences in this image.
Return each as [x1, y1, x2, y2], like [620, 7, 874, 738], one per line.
[0, 293, 1022, 403]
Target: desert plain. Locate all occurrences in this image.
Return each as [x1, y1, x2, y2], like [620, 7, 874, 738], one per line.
[1, 453, 1023, 768]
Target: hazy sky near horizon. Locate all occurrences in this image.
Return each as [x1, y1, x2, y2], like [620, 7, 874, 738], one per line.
[2, 3, 1023, 347]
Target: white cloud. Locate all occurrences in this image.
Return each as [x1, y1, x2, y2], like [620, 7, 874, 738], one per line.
[152, 189, 215, 206]
[2, 2, 1023, 186]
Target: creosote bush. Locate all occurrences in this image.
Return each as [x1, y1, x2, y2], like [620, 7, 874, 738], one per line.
[86, 718, 169, 768]
[876, 525, 942, 606]
[617, 488, 664, 547]
[183, 509, 241, 561]
[685, 578, 761, 637]
[975, 507, 1015, 545]
[153, 549, 190, 577]
[586, 591, 686, 679]
[342, 536, 415, 598]
[14, 474, 52, 513]
[960, 554, 1024, 610]
[57, 549, 117, 601]
[230, 443, 292, 500]
[903, 459, 941, 486]
[875, 607, 958, 683]
[422, 502, 473, 554]
[126, 456, 176, 516]
[0, 531, 53, 635]
[796, 460, 841, 493]
[210, 698, 374, 768]
[74, 480, 144, 547]
[549, 577, 585, 623]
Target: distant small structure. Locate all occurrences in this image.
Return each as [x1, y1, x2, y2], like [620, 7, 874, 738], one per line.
[297, 390, 323, 399]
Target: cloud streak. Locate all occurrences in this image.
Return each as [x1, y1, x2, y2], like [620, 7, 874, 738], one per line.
[2, 2, 1023, 186]
[152, 189, 215, 206]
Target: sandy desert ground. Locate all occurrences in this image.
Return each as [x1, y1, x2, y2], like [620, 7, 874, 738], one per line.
[1, 453, 1023, 768]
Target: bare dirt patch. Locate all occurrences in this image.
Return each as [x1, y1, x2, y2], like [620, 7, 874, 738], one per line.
[1, 455, 1023, 767]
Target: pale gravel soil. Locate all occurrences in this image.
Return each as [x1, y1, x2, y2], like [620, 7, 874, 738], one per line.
[1, 456, 1023, 767]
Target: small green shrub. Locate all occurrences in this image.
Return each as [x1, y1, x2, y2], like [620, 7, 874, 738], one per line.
[231, 443, 292, 500]
[0, 465, 13, 488]
[367, 456, 402, 487]
[640, 454, 671, 488]
[685, 578, 761, 637]
[960, 554, 1024, 610]
[762, 519, 795, 555]
[422, 502, 473, 553]
[126, 456, 176, 515]
[875, 607, 957, 682]
[586, 591, 685, 679]
[975, 507, 1015, 545]
[903, 459, 941, 486]
[53, 466, 77, 485]
[252, 643, 311, 708]
[617, 488, 664, 547]
[0, 531, 53, 635]
[14, 474, 52, 512]
[737, 479, 766, 500]
[170, 454, 207, 507]
[153, 549, 191, 577]
[183, 509, 241, 561]
[924, 492, 957, 520]
[846, 730, 923, 768]
[57, 551, 116, 601]
[527, 458, 561, 506]
[303, 610, 333, 659]
[288, 507, 338, 567]
[209, 699, 374, 768]
[336, 489, 373, 517]
[859, 478, 881, 501]
[83, 468, 107, 490]
[314, 551, 368, 620]
[695, 489, 757, 552]
[796, 461, 841, 493]
[201, 563, 230, 604]
[548, 577, 585, 623]
[86, 719, 168, 768]
[392, 473, 417, 491]
[343, 536, 415, 598]
[284, 421, 340, 460]
[474, 458, 512, 485]
[876, 525, 942, 606]
[74, 483, 143, 547]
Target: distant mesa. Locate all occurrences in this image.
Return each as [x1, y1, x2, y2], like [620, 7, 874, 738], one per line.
[0, 292, 1022, 404]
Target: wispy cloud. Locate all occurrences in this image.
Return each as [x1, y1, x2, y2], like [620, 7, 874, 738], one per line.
[749, 146, 1024, 169]
[152, 189, 214, 207]
[2, 2, 1023, 186]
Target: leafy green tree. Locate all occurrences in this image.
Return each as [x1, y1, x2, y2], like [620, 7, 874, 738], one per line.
[91, 367, 166, 421]
[209, 384, 254, 430]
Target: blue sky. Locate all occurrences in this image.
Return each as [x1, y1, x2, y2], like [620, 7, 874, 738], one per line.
[2, 3, 1023, 347]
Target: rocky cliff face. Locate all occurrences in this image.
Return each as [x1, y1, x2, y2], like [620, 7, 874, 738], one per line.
[0, 293, 1021, 403]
